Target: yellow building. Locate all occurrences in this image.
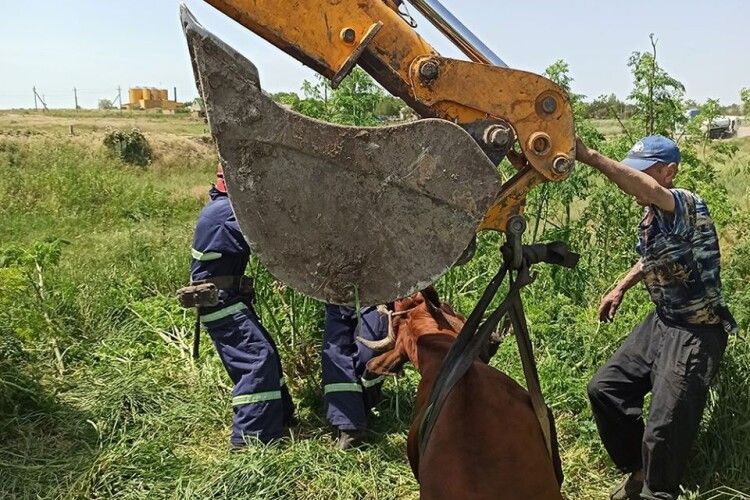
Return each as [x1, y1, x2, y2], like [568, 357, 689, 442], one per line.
[127, 87, 178, 111]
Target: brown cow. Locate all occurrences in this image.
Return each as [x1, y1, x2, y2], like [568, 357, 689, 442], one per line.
[361, 289, 563, 500]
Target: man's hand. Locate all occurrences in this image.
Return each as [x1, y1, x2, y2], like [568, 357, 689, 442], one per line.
[598, 288, 624, 322]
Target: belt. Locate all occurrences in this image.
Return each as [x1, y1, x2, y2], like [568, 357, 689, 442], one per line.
[192, 275, 244, 290]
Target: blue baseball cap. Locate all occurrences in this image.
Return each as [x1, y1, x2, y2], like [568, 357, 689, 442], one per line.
[622, 135, 681, 171]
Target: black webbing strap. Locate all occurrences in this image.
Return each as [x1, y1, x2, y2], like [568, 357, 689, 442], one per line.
[507, 268, 552, 456]
[417, 241, 579, 457]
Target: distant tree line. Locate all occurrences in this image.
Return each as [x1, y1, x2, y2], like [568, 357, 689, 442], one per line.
[578, 94, 745, 120]
[272, 67, 749, 124]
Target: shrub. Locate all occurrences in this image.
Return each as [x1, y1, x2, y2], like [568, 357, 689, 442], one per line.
[103, 128, 152, 166]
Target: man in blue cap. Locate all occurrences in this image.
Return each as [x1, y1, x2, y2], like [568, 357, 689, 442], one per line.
[576, 136, 736, 500]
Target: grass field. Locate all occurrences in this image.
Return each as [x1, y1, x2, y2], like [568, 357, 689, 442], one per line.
[1, 110, 749, 499]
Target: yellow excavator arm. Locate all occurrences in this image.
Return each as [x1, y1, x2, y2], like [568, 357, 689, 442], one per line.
[200, 0, 576, 232]
[181, 1, 575, 304]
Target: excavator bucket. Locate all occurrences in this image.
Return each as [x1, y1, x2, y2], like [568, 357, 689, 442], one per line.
[181, 6, 500, 305]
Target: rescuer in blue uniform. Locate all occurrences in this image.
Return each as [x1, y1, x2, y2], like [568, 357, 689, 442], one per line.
[323, 304, 388, 449]
[190, 164, 294, 446]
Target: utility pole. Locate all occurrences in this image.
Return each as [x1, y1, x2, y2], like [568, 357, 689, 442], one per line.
[117, 86, 122, 112]
[173, 86, 177, 103]
[73, 87, 79, 110]
[33, 87, 48, 111]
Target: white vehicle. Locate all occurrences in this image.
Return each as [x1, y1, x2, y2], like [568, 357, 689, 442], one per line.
[685, 108, 741, 139]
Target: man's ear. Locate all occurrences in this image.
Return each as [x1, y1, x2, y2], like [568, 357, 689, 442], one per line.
[666, 162, 678, 183]
[366, 349, 407, 376]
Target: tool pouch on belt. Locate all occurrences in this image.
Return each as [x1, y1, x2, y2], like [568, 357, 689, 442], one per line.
[176, 276, 255, 308]
[176, 283, 220, 308]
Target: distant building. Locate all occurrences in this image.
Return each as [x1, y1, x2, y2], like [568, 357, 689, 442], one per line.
[126, 87, 177, 111]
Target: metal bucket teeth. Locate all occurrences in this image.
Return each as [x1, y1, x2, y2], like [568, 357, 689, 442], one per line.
[181, 5, 500, 305]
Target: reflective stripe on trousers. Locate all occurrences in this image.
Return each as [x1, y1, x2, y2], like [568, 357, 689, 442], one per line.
[322, 304, 387, 430]
[203, 303, 294, 444]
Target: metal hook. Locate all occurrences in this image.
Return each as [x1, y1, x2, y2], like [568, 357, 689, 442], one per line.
[398, 2, 418, 28]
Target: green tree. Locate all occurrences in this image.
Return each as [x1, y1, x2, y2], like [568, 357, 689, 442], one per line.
[98, 98, 114, 110]
[741, 87, 750, 116]
[584, 94, 634, 120]
[328, 68, 383, 125]
[291, 68, 384, 125]
[627, 34, 685, 137]
[271, 92, 300, 108]
[374, 96, 406, 117]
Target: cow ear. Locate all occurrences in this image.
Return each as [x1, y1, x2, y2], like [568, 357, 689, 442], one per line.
[366, 349, 407, 376]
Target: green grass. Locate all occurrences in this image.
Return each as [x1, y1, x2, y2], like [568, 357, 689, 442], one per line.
[591, 119, 630, 138]
[0, 109, 208, 137]
[1, 112, 749, 499]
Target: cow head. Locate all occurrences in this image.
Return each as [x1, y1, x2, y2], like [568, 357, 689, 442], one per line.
[359, 286, 466, 376]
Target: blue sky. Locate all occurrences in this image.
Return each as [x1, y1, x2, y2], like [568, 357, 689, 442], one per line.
[1, 0, 747, 109]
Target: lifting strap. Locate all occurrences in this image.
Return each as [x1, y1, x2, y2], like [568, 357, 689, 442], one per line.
[417, 237, 579, 458]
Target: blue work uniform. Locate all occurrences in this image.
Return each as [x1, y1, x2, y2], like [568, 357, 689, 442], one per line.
[323, 304, 388, 431]
[191, 186, 294, 445]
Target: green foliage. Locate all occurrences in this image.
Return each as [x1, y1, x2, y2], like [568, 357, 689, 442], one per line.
[583, 94, 636, 120]
[1, 44, 749, 499]
[103, 127, 152, 166]
[271, 91, 301, 108]
[374, 96, 406, 117]
[740, 87, 750, 116]
[294, 68, 384, 125]
[98, 98, 114, 110]
[627, 34, 686, 137]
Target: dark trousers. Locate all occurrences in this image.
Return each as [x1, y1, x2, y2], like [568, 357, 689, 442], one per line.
[322, 305, 387, 431]
[587, 311, 727, 499]
[205, 305, 294, 444]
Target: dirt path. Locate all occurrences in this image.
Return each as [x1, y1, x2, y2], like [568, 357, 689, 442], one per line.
[737, 126, 750, 138]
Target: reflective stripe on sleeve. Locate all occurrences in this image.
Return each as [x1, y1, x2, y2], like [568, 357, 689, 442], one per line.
[324, 383, 363, 395]
[200, 302, 248, 323]
[191, 247, 222, 261]
[232, 391, 282, 406]
[361, 375, 384, 388]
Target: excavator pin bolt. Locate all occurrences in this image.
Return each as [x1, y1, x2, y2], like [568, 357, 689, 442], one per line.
[528, 132, 552, 156]
[541, 96, 557, 114]
[419, 60, 440, 81]
[483, 123, 515, 149]
[552, 155, 573, 175]
[507, 215, 527, 236]
[340, 28, 356, 44]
